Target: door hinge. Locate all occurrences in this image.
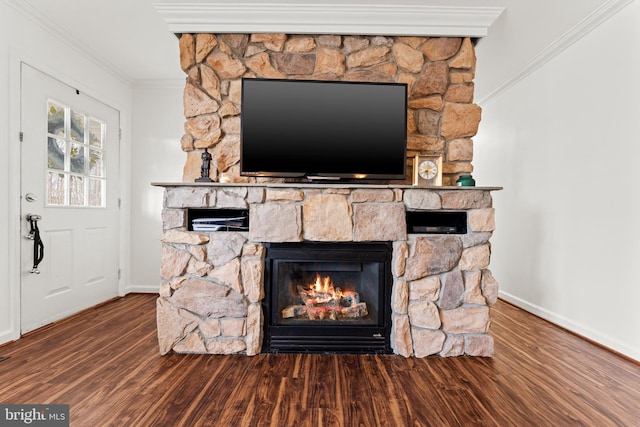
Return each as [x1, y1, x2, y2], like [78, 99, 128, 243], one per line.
[119, 128, 122, 141]
[118, 269, 121, 280]
[118, 198, 121, 209]
[19, 132, 24, 142]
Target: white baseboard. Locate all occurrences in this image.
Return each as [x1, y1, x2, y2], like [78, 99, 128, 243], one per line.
[124, 284, 159, 294]
[498, 291, 639, 362]
[0, 329, 20, 347]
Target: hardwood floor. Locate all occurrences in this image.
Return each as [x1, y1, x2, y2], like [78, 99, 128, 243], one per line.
[0, 294, 638, 426]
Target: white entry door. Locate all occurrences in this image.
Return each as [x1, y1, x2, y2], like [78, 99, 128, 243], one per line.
[20, 64, 120, 333]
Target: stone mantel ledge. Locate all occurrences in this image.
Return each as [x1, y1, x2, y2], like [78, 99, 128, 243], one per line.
[156, 183, 501, 358]
[152, 182, 502, 191]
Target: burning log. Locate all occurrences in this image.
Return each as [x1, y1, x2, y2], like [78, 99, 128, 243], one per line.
[337, 302, 368, 318]
[297, 285, 360, 307]
[281, 273, 368, 320]
[281, 305, 307, 319]
[281, 302, 368, 320]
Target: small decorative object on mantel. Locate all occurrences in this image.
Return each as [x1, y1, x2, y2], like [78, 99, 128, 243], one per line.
[456, 174, 476, 186]
[195, 148, 213, 183]
[413, 154, 442, 187]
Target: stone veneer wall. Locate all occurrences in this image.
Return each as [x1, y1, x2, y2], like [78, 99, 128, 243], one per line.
[177, 34, 480, 185]
[157, 185, 499, 357]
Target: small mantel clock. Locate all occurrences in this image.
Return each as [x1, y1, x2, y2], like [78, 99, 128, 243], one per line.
[412, 155, 443, 186]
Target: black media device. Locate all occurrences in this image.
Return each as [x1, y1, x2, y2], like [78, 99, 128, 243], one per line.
[240, 78, 407, 180]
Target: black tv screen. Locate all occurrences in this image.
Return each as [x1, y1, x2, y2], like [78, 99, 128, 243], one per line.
[240, 78, 407, 180]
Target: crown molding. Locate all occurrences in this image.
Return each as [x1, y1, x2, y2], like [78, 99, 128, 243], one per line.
[152, 2, 504, 37]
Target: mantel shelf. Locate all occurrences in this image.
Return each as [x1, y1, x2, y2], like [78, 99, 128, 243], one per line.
[152, 182, 503, 191]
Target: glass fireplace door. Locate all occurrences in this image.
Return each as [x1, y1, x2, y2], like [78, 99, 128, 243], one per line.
[264, 242, 392, 354]
[275, 260, 381, 326]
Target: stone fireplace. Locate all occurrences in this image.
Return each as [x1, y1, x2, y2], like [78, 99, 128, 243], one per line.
[156, 184, 500, 357]
[155, 30, 500, 357]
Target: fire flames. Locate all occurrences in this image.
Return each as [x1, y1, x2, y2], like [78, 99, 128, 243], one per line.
[300, 274, 348, 305]
[281, 273, 368, 321]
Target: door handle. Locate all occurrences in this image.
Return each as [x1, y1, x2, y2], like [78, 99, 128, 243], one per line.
[26, 214, 44, 274]
[24, 214, 42, 240]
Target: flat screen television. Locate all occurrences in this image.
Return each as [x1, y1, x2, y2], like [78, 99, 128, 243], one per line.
[240, 78, 407, 180]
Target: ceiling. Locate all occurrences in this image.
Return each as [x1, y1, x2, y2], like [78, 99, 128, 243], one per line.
[17, 0, 506, 86]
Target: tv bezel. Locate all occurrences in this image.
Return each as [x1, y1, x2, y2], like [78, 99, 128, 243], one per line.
[239, 77, 408, 181]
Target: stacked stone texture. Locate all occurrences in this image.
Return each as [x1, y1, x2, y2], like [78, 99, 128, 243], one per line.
[178, 34, 480, 185]
[158, 185, 498, 357]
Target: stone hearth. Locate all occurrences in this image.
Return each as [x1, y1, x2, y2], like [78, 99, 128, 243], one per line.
[155, 183, 500, 357]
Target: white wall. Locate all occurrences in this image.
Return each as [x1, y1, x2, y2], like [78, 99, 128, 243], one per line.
[474, 0, 640, 360]
[0, 1, 133, 344]
[129, 84, 185, 292]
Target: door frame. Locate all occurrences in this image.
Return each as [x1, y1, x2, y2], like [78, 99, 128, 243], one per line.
[6, 51, 130, 343]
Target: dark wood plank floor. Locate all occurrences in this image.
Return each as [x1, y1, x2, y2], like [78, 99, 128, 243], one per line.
[0, 294, 638, 426]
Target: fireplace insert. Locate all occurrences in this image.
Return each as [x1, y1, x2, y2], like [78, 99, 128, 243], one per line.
[263, 242, 392, 353]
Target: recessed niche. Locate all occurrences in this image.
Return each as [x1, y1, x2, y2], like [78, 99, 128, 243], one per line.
[187, 208, 249, 232]
[406, 210, 467, 234]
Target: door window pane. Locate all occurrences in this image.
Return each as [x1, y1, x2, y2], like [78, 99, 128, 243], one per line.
[69, 175, 85, 206]
[89, 179, 104, 207]
[70, 110, 85, 142]
[46, 100, 107, 208]
[89, 149, 103, 177]
[47, 102, 65, 137]
[70, 143, 85, 174]
[47, 172, 66, 205]
[48, 137, 65, 170]
[89, 118, 104, 148]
